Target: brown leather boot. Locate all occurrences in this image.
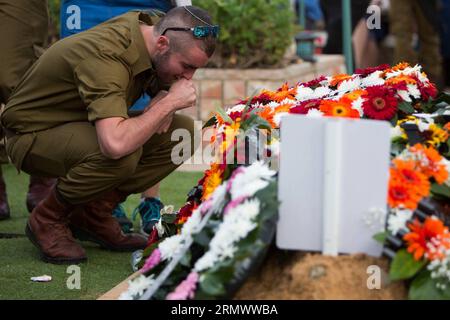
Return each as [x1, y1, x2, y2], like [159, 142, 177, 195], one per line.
[69, 190, 147, 251]
[26, 187, 87, 264]
[0, 172, 10, 220]
[26, 175, 56, 213]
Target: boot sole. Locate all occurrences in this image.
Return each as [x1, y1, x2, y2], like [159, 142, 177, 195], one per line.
[25, 223, 87, 265]
[70, 225, 146, 252]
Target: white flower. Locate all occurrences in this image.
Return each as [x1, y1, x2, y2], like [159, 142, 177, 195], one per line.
[230, 161, 275, 199]
[361, 71, 385, 87]
[209, 183, 227, 213]
[280, 98, 296, 105]
[159, 234, 185, 261]
[397, 90, 412, 102]
[226, 104, 246, 114]
[306, 108, 324, 118]
[407, 84, 421, 99]
[274, 112, 288, 127]
[417, 120, 431, 132]
[181, 208, 202, 236]
[155, 219, 165, 237]
[194, 199, 261, 272]
[390, 126, 404, 139]
[194, 252, 217, 271]
[441, 158, 450, 187]
[160, 205, 174, 215]
[118, 275, 154, 300]
[295, 86, 314, 101]
[266, 101, 280, 109]
[337, 77, 361, 94]
[351, 97, 365, 117]
[387, 208, 413, 235]
[312, 86, 332, 99]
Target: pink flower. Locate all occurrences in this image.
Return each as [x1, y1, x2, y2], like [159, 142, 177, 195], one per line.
[223, 196, 247, 215]
[140, 248, 161, 274]
[226, 167, 245, 193]
[166, 272, 199, 300]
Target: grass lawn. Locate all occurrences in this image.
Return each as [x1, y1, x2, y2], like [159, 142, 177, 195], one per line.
[0, 164, 202, 300]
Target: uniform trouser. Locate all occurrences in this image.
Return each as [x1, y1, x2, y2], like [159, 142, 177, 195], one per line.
[6, 114, 197, 205]
[389, 0, 442, 85]
[0, 0, 49, 164]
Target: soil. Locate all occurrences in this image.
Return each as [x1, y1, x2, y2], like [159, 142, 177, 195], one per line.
[235, 247, 407, 300]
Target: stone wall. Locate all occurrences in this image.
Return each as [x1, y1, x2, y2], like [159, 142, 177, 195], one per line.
[180, 54, 346, 121]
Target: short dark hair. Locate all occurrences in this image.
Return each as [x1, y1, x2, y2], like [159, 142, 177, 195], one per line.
[154, 6, 216, 57]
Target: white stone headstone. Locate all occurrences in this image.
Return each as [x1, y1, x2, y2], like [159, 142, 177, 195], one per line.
[277, 115, 391, 257]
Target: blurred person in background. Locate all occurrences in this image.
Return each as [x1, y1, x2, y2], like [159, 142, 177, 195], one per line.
[389, 0, 443, 88]
[0, 0, 56, 221]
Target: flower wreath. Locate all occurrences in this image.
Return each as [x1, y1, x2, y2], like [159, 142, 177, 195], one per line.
[120, 62, 450, 300]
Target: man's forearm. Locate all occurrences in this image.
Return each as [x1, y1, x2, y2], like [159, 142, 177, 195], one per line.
[108, 97, 174, 158]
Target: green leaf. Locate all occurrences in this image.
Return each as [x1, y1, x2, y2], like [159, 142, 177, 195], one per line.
[398, 101, 415, 114]
[199, 273, 226, 297]
[389, 113, 398, 127]
[409, 269, 450, 300]
[193, 229, 211, 247]
[216, 106, 233, 124]
[161, 213, 177, 224]
[389, 249, 427, 281]
[431, 183, 450, 199]
[202, 116, 217, 129]
[373, 232, 388, 245]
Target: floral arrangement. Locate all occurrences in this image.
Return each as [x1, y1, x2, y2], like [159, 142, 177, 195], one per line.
[120, 161, 278, 300]
[121, 62, 450, 300]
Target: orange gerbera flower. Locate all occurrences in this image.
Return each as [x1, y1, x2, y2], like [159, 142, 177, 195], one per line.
[343, 89, 367, 101]
[388, 62, 410, 73]
[404, 217, 450, 261]
[385, 73, 417, 86]
[443, 122, 450, 132]
[274, 103, 293, 114]
[256, 107, 276, 128]
[319, 99, 360, 118]
[387, 178, 423, 210]
[391, 160, 430, 201]
[265, 83, 296, 103]
[201, 163, 225, 200]
[409, 144, 449, 184]
[330, 74, 352, 87]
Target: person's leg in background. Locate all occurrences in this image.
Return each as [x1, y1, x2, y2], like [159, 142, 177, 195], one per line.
[389, 0, 418, 66]
[0, 0, 56, 220]
[414, 0, 444, 89]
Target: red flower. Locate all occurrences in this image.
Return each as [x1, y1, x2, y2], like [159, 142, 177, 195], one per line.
[290, 99, 321, 114]
[301, 75, 327, 88]
[175, 201, 198, 225]
[239, 92, 272, 106]
[362, 86, 399, 120]
[146, 227, 159, 247]
[355, 64, 390, 77]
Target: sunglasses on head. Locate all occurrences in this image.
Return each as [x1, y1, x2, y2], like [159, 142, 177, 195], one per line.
[161, 25, 220, 39]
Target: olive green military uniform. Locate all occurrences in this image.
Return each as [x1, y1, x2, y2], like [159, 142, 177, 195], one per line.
[0, 0, 49, 163]
[1, 11, 196, 205]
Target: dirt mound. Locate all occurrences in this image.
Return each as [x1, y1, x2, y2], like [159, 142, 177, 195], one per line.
[235, 247, 407, 300]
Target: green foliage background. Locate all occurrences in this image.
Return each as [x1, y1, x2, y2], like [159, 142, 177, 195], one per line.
[193, 0, 295, 68]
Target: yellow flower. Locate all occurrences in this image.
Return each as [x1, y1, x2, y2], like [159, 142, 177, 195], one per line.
[426, 124, 449, 147]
